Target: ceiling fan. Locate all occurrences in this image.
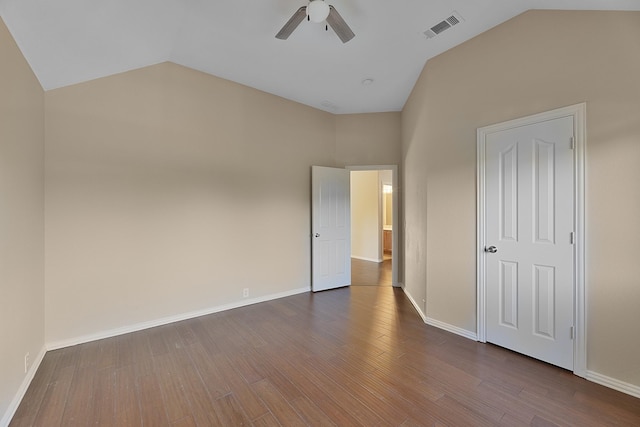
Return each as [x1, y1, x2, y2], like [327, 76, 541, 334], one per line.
[276, 0, 355, 43]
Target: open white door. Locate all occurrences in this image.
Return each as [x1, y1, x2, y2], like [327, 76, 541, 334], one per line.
[311, 166, 351, 292]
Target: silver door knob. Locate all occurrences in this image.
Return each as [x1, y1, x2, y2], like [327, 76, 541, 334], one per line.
[315, 233, 320, 238]
[485, 246, 497, 253]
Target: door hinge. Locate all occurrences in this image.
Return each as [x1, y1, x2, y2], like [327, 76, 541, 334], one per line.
[570, 326, 574, 340]
[570, 232, 575, 244]
[570, 137, 575, 150]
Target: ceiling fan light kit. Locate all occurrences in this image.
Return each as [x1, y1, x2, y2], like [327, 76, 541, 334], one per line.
[276, 0, 355, 43]
[307, 0, 330, 23]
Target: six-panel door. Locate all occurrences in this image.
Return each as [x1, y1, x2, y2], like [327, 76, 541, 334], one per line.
[485, 116, 575, 370]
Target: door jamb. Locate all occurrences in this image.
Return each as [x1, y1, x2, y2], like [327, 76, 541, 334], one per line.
[476, 103, 586, 377]
[347, 165, 399, 287]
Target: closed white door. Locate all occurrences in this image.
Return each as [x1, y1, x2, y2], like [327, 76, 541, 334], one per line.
[485, 116, 574, 370]
[311, 166, 351, 292]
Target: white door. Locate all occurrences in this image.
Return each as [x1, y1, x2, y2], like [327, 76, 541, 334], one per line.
[484, 116, 575, 370]
[311, 166, 351, 292]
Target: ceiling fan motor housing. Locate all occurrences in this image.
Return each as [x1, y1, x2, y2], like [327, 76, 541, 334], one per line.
[307, 0, 330, 23]
[275, 1, 355, 43]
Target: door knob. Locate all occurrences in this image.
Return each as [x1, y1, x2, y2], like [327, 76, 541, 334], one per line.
[485, 246, 497, 253]
[315, 233, 320, 238]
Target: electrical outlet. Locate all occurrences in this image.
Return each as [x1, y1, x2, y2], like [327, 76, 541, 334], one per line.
[24, 352, 30, 374]
[242, 288, 249, 298]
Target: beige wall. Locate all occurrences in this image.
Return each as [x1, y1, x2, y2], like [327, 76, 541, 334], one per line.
[351, 171, 381, 261]
[335, 113, 401, 167]
[402, 10, 640, 386]
[44, 62, 337, 344]
[0, 17, 45, 422]
[44, 63, 402, 345]
[401, 61, 429, 315]
[337, 113, 402, 282]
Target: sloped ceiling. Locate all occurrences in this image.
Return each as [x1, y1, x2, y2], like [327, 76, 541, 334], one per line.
[1, 0, 638, 113]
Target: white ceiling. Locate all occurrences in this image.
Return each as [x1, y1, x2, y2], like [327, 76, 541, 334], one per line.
[1, 0, 639, 114]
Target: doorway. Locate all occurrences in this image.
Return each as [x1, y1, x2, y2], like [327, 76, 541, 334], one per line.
[477, 104, 586, 376]
[310, 165, 399, 292]
[349, 167, 397, 287]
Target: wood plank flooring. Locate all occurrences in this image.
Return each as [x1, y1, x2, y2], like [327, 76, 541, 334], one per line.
[10, 286, 640, 426]
[351, 256, 392, 286]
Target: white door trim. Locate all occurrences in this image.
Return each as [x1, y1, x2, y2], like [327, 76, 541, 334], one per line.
[347, 165, 399, 287]
[476, 103, 586, 377]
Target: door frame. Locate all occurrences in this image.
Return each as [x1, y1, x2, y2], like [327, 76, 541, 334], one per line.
[347, 165, 399, 287]
[476, 103, 586, 377]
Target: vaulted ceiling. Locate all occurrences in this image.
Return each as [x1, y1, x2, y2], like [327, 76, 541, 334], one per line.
[1, 0, 638, 113]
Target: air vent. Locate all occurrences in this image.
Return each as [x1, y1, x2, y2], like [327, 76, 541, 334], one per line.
[430, 20, 451, 35]
[423, 11, 464, 39]
[446, 15, 460, 26]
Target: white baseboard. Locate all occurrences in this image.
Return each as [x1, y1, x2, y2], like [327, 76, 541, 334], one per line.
[46, 287, 309, 351]
[351, 255, 383, 263]
[402, 288, 427, 322]
[586, 371, 640, 399]
[418, 320, 640, 399]
[420, 321, 640, 399]
[425, 317, 478, 341]
[400, 288, 477, 341]
[1, 345, 46, 427]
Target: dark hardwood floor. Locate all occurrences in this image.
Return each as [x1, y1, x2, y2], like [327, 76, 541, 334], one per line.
[10, 286, 640, 426]
[351, 255, 392, 286]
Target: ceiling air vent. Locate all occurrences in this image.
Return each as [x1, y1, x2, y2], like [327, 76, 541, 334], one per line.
[423, 11, 464, 39]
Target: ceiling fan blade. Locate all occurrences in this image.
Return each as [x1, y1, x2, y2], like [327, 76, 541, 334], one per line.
[326, 6, 355, 43]
[276, 6, 307, 40]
